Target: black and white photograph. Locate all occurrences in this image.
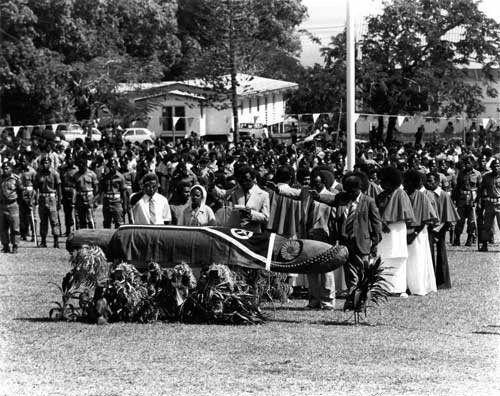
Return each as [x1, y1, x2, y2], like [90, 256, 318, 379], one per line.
[1, 0, 499, 394]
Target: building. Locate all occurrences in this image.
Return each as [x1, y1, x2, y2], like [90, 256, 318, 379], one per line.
[117, 74, 298, 140]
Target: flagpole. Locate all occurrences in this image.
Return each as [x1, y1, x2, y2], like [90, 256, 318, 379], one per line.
[346, 0, 356, 171]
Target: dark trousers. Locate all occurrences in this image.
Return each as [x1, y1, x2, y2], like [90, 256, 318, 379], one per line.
[103, 203, 123, 229]
[0, 203, 20, 248]
[62, 198, 75, 232]
[455, 204, 476, 238]
[342, 238, 369, 290]
[478, 202, 500, 242]
[19, 200, 33, 238]
[76, 201, 94, 229]
[38, 200, 60, 237]
[429, 227, 451, 289]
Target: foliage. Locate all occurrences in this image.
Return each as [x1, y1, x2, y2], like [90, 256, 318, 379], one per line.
[50, 246, 265, 325]
[176, 0, 307, 141]
[48, 274, 80, 321]
[360, 0, 500, 118]
[232, 267, 293, 304]
[69, 244, 110, 289]
[180, 264, 266, 325]
[290, 0, 500, 139]
[344, 256, 391, 325]
[1, 0, 180, 124]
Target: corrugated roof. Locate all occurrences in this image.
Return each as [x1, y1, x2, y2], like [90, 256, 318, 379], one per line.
[116, 73, 298, 96]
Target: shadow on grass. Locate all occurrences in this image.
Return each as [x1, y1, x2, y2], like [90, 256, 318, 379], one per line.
[13, 317, 56, 323]
[267, 317, 373, 326]
[471, 331, 500, 336]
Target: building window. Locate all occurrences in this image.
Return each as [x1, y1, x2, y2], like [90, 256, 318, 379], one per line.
[248, 98, 252, 113]
[257, 97, 260, 111]
[162, 106, 186, 132]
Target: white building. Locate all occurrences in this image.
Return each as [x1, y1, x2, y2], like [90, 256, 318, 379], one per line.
[118, 74, 298, 139]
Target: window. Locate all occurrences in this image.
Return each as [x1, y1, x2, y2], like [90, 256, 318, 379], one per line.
[162, 106, 186, 132]
[256, 97, 260, 111]
[248, 98, 252, 112]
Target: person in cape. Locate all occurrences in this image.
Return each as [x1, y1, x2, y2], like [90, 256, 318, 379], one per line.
[268, 168, 339, 310]
[375, 167, 415, 297]
[179, 185, 216, 227]
[424, 172, 460, 289]
[403, 170, 438, 296]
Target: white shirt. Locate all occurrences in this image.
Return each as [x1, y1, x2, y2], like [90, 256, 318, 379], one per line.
[133, 192, 171, 225]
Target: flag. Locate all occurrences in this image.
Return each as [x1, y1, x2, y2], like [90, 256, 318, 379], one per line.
[312, 113, 320, 123]
[172, 116, 180, 127]
[397, 115, 406, 127]
[482, 118, 490, 129]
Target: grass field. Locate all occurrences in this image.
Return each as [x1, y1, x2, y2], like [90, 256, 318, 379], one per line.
[1, 233, 499, 396]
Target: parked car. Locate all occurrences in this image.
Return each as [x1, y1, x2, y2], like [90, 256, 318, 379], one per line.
[239, 123, 268, 140]
[89, 128, 102, 141]
[56, 123, 86, 142]
[123, 128, 155, 144]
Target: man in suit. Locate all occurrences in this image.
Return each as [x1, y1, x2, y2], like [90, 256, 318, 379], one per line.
[312, 172, 382, 291]
[227, 165, 270, 234]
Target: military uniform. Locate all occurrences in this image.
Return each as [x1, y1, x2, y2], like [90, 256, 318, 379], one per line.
[59, 163, 78, 235]
[100, 171, 126, 228]
[0, 169, 23, 253]
[73, 169, 98, 229]
[18, 165, 37, 240]
[477, 168, 500, 251]
[452, 167, 482, 246]
[34, 168, 61, 247]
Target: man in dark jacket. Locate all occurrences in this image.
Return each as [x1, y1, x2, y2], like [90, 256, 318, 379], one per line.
[312, 172, 382, 290]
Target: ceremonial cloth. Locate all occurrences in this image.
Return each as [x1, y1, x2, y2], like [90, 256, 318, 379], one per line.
[377, 188, 415, 224]
[109, 225, 276, 271]
[408, 190, 438, 228]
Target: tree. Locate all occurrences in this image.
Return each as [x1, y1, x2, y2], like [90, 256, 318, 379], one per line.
[290, 0, 500, 142]
[1, 0, 180, 125]
[360, 0, 500, 141]
[175, 0, 307, 143]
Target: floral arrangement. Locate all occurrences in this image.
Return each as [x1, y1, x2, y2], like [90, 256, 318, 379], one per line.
[50, 246, 265, 325]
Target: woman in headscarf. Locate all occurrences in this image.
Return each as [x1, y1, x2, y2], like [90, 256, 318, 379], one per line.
[179, 184, 216, 227]
[376, 167, 415, 297]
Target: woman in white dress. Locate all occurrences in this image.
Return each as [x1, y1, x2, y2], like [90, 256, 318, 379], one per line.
[403, 170, 438, 296]
[376, 167, 415, 297]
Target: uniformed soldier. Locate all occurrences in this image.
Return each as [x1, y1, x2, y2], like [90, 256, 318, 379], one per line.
[73, 156, 98, 229]
[34, 156, 62, 248]
[477, 159, 500, 252]
[120, 157, 135, 223]
[17, 154, 37, 241]
[452, 155, 482, 246]
[59, 153, 79, 236]
[100, 158, 127, 229]
[0, 162, 23, 253]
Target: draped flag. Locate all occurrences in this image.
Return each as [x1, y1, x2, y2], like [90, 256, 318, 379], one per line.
[312, 113, 320, 123]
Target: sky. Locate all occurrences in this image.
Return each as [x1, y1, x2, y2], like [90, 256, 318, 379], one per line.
[299, 0, 500, 65]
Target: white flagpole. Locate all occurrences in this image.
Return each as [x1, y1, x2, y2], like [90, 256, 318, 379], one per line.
[346, 0, 356, 171]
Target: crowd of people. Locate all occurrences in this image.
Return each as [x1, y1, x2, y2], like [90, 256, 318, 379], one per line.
[1, 126, 499, 308]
